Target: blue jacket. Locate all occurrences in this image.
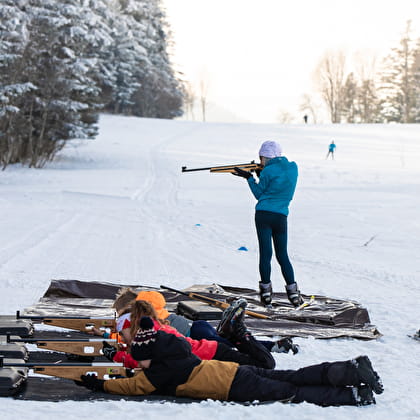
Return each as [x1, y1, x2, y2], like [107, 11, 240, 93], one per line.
[247, 157, 298, 216]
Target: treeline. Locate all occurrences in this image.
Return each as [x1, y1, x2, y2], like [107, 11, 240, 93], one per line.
[0, 0, 183, 169]
[303, 21, 420, 124]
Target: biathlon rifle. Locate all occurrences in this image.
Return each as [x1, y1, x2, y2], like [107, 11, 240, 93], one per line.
[181, 161, 261, 173]
[160, 285, 270, 320]
[0, 356, 131, 381]
[16, 310, 116, 333]
[7, 334, 118, 357]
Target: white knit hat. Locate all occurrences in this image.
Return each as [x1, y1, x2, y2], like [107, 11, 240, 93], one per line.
[258, 141, 282, 158]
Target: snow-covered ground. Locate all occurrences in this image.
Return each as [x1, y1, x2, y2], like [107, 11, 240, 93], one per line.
[1, 115, 419, 419]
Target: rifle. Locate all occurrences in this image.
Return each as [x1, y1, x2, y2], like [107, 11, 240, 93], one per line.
[7, 334, 117, 357]
[0, 356, 130, 381]
[160, 285, 270, 320]
[16, 310, 116, 333]
[182, 161, 261, 173]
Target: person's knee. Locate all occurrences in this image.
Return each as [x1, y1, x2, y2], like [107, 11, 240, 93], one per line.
[270, 383, 297, 402]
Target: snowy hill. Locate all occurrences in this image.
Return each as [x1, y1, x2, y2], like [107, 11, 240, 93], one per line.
[1, 115, 419, 419]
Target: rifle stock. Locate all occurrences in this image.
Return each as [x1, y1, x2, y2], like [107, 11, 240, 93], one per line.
[160, 285, 269, 320]
[182, 161, 261, 173]
[8, 335, 117, 356]
[33, 365, 127, 381]
[16, 311, 116, 332]
[0, 357, 130, 381]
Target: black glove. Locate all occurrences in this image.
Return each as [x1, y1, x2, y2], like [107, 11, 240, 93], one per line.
[102, 340, 117, 361]
[233, 167, 252, 179]
[255, 168, 262, 178]
[77, 374, 105, 392]
[274, 337, 299, 355]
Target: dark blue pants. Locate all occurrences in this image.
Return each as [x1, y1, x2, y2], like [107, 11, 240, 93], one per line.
[190, 321, 232, 346]
[190, 320, 274, 351]
[255, 210, 295, 285]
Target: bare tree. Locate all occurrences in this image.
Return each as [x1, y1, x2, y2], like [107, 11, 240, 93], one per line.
[183, 81, 196, 120]
[276, 109, 294, 124]
[198, 78, 209, 121]
[314, 50, 346, 123]
[299, 94, 318, 123]
[197, 69, 210, 122]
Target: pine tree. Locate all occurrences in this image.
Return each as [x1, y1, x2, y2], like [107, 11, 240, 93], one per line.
[357, 78, 380, 123]
[412, 38, 420, 122]
[1, 0, 185, 168]
[0, 0, 33, 168]
[379, 21, 418, 123]
[118, 0, 183, 118]
[342, 73, 358, 123]
[0, 0, 108, 168]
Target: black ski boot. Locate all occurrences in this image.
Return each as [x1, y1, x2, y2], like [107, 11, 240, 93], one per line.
[352, 355, 384, 395]
[353, 385, 376, 406]
[259, 282, 273, 306]
[216, 298, 247, 340]
[271, 337, 299, 354]
[285, 282, 304, 307]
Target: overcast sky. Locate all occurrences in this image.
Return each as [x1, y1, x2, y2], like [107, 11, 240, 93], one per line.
[162, 0, 420, 123]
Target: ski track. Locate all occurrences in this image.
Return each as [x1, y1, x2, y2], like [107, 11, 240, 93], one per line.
[0, 116, 419, 420]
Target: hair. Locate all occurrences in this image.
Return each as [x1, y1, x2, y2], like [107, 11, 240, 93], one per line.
[130, 300, 169, 339]
[112, 287, 137, 315]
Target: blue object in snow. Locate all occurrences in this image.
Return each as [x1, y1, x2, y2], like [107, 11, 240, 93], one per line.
[195, 224, 201, 226]
[238, 246, 248, 251]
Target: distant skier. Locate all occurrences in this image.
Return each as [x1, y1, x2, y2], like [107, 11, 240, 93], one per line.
[232, 140, 304, 308]
[326, 140, 336, 159]
[303, 114, 308, 124]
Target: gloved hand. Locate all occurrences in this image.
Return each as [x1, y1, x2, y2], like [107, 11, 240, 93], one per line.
[272, 337, 299, 355]
[255, 168, 262, 178]
[102, 341, 117, 361]
[77, 374, 105, 392]
[232, 167, 252, 179]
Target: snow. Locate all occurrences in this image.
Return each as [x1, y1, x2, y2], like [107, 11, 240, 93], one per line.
[1, 115, 419, 419]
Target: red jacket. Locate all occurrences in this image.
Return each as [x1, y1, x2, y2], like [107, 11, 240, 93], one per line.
[154, 320, 218, 360]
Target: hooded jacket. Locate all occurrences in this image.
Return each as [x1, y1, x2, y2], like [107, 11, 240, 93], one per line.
[103, 330, 239, 399]
[247, 156, 297, 216]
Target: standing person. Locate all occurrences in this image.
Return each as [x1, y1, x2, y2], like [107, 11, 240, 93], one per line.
[232, 140, 303, 307]
[326, 140, 336, 159]
[303, 114, 308, 124]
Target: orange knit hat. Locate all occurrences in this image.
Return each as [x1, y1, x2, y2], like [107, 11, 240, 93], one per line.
[136, 291, 169, 319]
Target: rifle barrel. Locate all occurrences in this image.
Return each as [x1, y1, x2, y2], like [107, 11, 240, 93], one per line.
[0, 357, 122, 368]
[182, 166, 213, 172]
[7, 334, 116, 344]
[16, 310, 115, 321]
[182, 161, 257, 173]
[160, 285, 189, 296]
[161, 285, 270, 320]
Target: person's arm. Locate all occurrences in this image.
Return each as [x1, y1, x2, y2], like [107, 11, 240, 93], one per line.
[104, 370, 156, 396]
[120, 328, 132, 345]
[247, 171, 270, 200]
